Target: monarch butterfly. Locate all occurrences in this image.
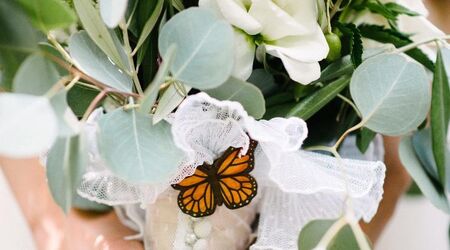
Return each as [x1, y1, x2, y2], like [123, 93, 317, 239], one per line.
[172, 140, 258, 217]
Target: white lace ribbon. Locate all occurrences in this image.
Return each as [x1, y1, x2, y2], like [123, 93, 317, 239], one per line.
[78, 93, 386, 250]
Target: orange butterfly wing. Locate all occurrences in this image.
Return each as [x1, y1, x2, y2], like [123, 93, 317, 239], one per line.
[172, 166, 217, 217]
[216, 140, 258, 209]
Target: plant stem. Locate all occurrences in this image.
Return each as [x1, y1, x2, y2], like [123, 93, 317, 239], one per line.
[396, 34, 450, 53]
[47, 34, 75, 65]
[333, 120, 364, 150]
[81, 89, 109, 122]
[44, 75, 72, 98]
[315, 216, 348, 248]
[337, 94, 362, 118]
[120, 20, 144, 96]
[65, 74, 81, 91]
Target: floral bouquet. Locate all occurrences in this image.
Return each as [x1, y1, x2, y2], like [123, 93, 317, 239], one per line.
[0, 0, 449, 249]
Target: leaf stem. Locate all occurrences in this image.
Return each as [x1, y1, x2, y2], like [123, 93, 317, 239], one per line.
[337, 93, 362, 118]
[395, 34, 450, 54]
[120, 20, 144, 96]
[47, 34, 75, 65]
[81, 89, 109, 122]
[333, 120, 365, 150]
[315, 216, 347, 249]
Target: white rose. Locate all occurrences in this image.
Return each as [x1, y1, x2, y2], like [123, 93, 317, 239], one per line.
[199, 0, 329, 84]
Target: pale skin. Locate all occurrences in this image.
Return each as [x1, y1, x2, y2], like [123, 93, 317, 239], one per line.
[1, 1, 448, 249]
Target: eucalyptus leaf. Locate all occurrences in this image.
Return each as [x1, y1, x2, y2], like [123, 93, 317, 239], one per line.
[205, 77, 266, 119]
[431, 48, 450, 184]
[0, 93, 57, 158]
[17, 0, 76, 32]
[153, 83, 191, 124]
[298, 219, 367, 250]
[133, 0, 164, 53]
[350, 53, 430, 136]
[247, 69, 277, 96]
[412, 129, 442, 182]
[287, 76, 350, 120]
[69, 31, 133, 93]
[13, 54, 59, 95]
[98, 107, 184, 183]
[158, 7, 234, 89]
[46, 134, 86, 212]
[50, 91, 81, 137]
[399, 136, 450, 213]
[99, 0, 129, 28]
[73, 0, 128, 70]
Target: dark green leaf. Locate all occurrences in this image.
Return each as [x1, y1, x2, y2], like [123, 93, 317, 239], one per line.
[336, 23, 363, 67]
[384, 2, 420, 16]
[287, 77, 350, 120]
[431, 48, 450, 184]
[356, 127, 377, 153]
[358, 24, 434, 71]
[247, 69, 277, 96]
[67, 84, 100, 117]
[17, 0, 77, 32]
[365, 0, 397, 20]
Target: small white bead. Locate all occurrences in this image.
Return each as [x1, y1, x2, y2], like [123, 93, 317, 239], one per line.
[193, 220, 212, 238]
[193, 239, 208, 250]
[184, 233, 197, 245]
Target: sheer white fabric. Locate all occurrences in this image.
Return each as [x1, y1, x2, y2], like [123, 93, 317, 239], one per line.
[79, 93, 385, 250]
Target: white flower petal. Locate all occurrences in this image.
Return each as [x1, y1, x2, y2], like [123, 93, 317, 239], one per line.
[268, 49, 321, 84]
[232, 29, 256, 80]
[272, 0, 318, 28]
[249, 0, 314, 40]
[264, 25, 329, 62]
[212, 0, 262, 35]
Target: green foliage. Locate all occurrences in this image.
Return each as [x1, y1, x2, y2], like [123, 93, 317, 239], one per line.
[430, 48, 450, 184]
[298, 219, 369, 250]
[158, 7, 234, 89]
[68, 31, 133, 93]
[133, 0, 164, 54]
[350, 53, 430, 135]
[247, 69, 277, 97]
[67, 84, 100, 117]
[73, 0, 128, 70]
[287, 77, 350, 120]
[46, 134, 86, 212]
[97, 107, 184, 183]
[336, 23, 363, 67]
[356, 127, 376, 154]
[400, 136, 450, 213]
[17, 0, 77, 33]
[205, 77, 266, 119]
[153, 83, 191, 124]
[325, 33, 342, 62]
[358, 24, 434, 71]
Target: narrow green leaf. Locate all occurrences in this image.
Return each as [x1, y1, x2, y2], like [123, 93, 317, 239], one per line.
[98, 108, 184, 183]
[384, 2, 420, 16]
[153, 83, 191, 124]
[73, 0, 128, 70]
[205, 77, 266, 119]
[431, 48, 450, 184]
[17, 0, 77, 32]
[356, 127, 377, 154]
[365, 0, 397, 20]
[287, 77, 350, 120]
[140, 45, 176, 114]
[46, 134, 87, 212]
[412, 129, 441, 182]
[133, 0, 164, 53]
[399, 136, 450, 213]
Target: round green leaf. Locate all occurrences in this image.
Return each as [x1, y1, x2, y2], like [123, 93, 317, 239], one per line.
[205, 77, 266, 119]
[158, 7, 234, 89]
[0, 93, 58, 157]
[98, 107, 184, 183]
[69, 31, 133, 93]
[13, 54, 59, 95]
[350, 53, 430, 135]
